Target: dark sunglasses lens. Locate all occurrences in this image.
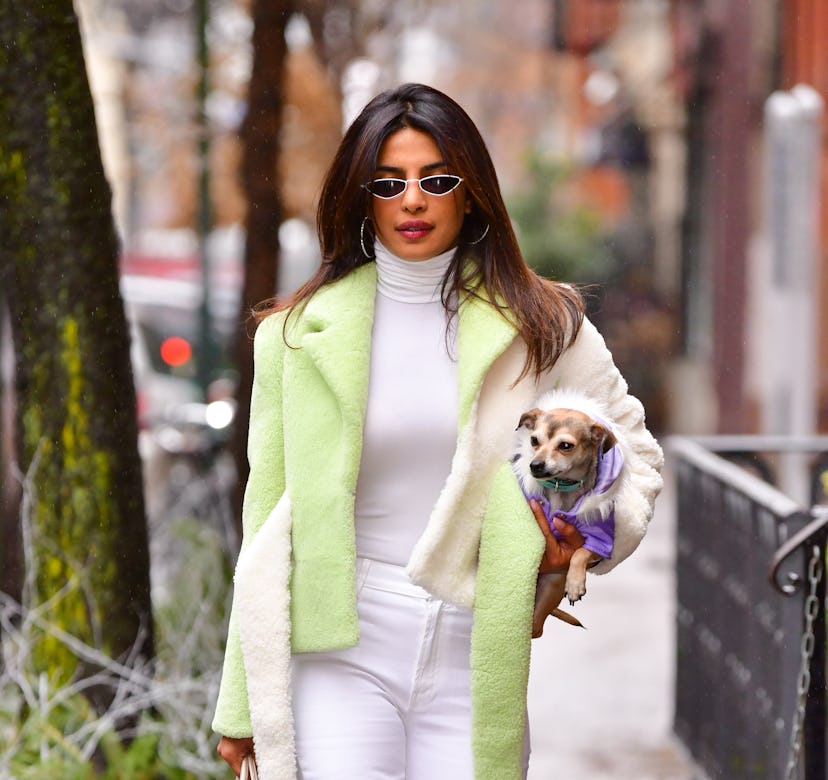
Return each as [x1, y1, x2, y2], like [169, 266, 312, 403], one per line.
[368, 179, 406, 198]
[421, 175, 461, 195]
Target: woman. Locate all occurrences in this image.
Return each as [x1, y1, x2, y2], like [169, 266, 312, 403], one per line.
[213, 83, 663, 780]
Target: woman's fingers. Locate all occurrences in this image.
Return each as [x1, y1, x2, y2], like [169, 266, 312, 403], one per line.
[551, 515, 586, 548]
[530, 500, 585, 573]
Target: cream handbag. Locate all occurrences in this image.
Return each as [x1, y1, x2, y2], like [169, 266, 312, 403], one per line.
[240, 754, 259, 780]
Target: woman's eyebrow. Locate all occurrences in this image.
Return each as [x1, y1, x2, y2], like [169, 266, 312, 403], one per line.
[375, 161, 447, 174]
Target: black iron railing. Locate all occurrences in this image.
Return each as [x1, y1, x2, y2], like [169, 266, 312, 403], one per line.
[669, 436, 828, 780]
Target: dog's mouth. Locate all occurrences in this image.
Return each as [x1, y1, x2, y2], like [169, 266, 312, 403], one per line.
[530, 462, 562, 479]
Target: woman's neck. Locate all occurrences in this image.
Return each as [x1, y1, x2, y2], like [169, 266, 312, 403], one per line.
[374, 239, 455, 303]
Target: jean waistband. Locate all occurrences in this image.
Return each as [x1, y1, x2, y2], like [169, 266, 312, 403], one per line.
[356, 556, 433, 600]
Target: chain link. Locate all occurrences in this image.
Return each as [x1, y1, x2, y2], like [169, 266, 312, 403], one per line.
[784, 544, 823, 780]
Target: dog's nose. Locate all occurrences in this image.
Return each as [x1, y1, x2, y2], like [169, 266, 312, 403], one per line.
[530, 460, 546, 477]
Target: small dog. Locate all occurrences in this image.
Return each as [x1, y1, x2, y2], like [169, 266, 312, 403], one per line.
[512, 389, 624, 637]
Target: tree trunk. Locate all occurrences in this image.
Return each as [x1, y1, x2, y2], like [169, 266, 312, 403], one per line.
[231, 0, 292, 532]
[0, 0, 153, 679]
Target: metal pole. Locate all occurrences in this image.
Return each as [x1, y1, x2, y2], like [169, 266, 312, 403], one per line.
[196, 0, 213, 397]
[762, 85, 824, 504]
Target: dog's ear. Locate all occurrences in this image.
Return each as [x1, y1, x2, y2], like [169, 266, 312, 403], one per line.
[591, 422, 617, 453]
[517, 409, 542, 431]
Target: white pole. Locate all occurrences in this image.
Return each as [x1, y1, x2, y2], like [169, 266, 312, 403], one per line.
[761, 84, 824, 503]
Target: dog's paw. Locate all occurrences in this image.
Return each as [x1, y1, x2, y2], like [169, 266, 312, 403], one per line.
[564, 574, 587, 604]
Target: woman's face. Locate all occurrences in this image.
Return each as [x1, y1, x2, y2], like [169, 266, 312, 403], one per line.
[368, 127, 470, 261]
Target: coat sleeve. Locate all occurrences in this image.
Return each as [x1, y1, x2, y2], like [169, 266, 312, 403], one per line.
[212, 313, 288, 737]
[548, 316, 664, 573]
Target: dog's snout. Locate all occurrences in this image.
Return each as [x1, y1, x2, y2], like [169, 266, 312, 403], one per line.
[530, 460, 547, 477]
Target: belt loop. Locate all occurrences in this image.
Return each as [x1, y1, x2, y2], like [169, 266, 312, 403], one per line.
[356, 557, 372, 594]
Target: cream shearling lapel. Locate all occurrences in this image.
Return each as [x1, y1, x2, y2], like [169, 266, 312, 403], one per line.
[235, 494, 295, 779]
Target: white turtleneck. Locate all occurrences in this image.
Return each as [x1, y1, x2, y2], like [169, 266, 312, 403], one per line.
[353, 241, 459, 566]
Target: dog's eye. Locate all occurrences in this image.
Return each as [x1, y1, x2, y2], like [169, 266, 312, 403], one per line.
[530, 436, 539, 447]
[558, 442, 574, 451]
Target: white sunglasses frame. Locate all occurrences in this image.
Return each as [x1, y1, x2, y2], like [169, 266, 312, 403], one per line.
[362, 174, 464, 199]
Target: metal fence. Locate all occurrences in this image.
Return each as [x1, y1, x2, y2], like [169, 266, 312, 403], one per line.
[669, 436, 828, 779]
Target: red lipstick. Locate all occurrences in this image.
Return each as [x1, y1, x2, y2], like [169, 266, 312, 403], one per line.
[397, 221, 433, 240]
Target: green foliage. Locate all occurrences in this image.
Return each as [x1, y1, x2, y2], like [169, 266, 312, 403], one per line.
[97, 731, 194, 780]
[1, 694, 201, 779]
[3, 691, 107, 779]
[508, 151, 612, 283]
[0, 513, 233, 778]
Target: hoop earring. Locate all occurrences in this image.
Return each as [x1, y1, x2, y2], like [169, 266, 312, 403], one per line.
[360, 217, 375, 259]
[468, 223, 490, 245]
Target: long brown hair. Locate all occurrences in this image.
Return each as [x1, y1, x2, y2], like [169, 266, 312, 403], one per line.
[257, 83, 585, 380]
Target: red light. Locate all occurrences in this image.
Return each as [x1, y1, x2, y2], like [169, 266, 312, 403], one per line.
[160, 337, 192, 367]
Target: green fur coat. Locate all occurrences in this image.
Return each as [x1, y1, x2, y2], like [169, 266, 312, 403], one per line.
[212, 262, 664, 779]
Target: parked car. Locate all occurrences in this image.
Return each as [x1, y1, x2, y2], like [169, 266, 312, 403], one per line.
[123, 274, 204, 430]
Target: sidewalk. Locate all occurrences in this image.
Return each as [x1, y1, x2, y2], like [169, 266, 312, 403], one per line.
[527, 464, 702, 779]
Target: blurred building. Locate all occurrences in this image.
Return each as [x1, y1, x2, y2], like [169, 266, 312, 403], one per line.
[783, 1, 828, 431]
[81, 0, 828, 438]
[670, 0, 827, 435]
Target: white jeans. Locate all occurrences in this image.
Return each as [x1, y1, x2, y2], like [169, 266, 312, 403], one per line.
[291, 557, 526, 779]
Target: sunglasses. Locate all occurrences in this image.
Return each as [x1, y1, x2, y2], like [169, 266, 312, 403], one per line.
[362, 174, 464, 199]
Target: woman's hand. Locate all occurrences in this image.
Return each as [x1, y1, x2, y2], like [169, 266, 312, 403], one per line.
[529, 499, 585, 573]
[217, 736, 255, 777]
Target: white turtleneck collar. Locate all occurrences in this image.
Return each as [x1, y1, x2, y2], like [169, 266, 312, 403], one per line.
[374, 239, 455, 303]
